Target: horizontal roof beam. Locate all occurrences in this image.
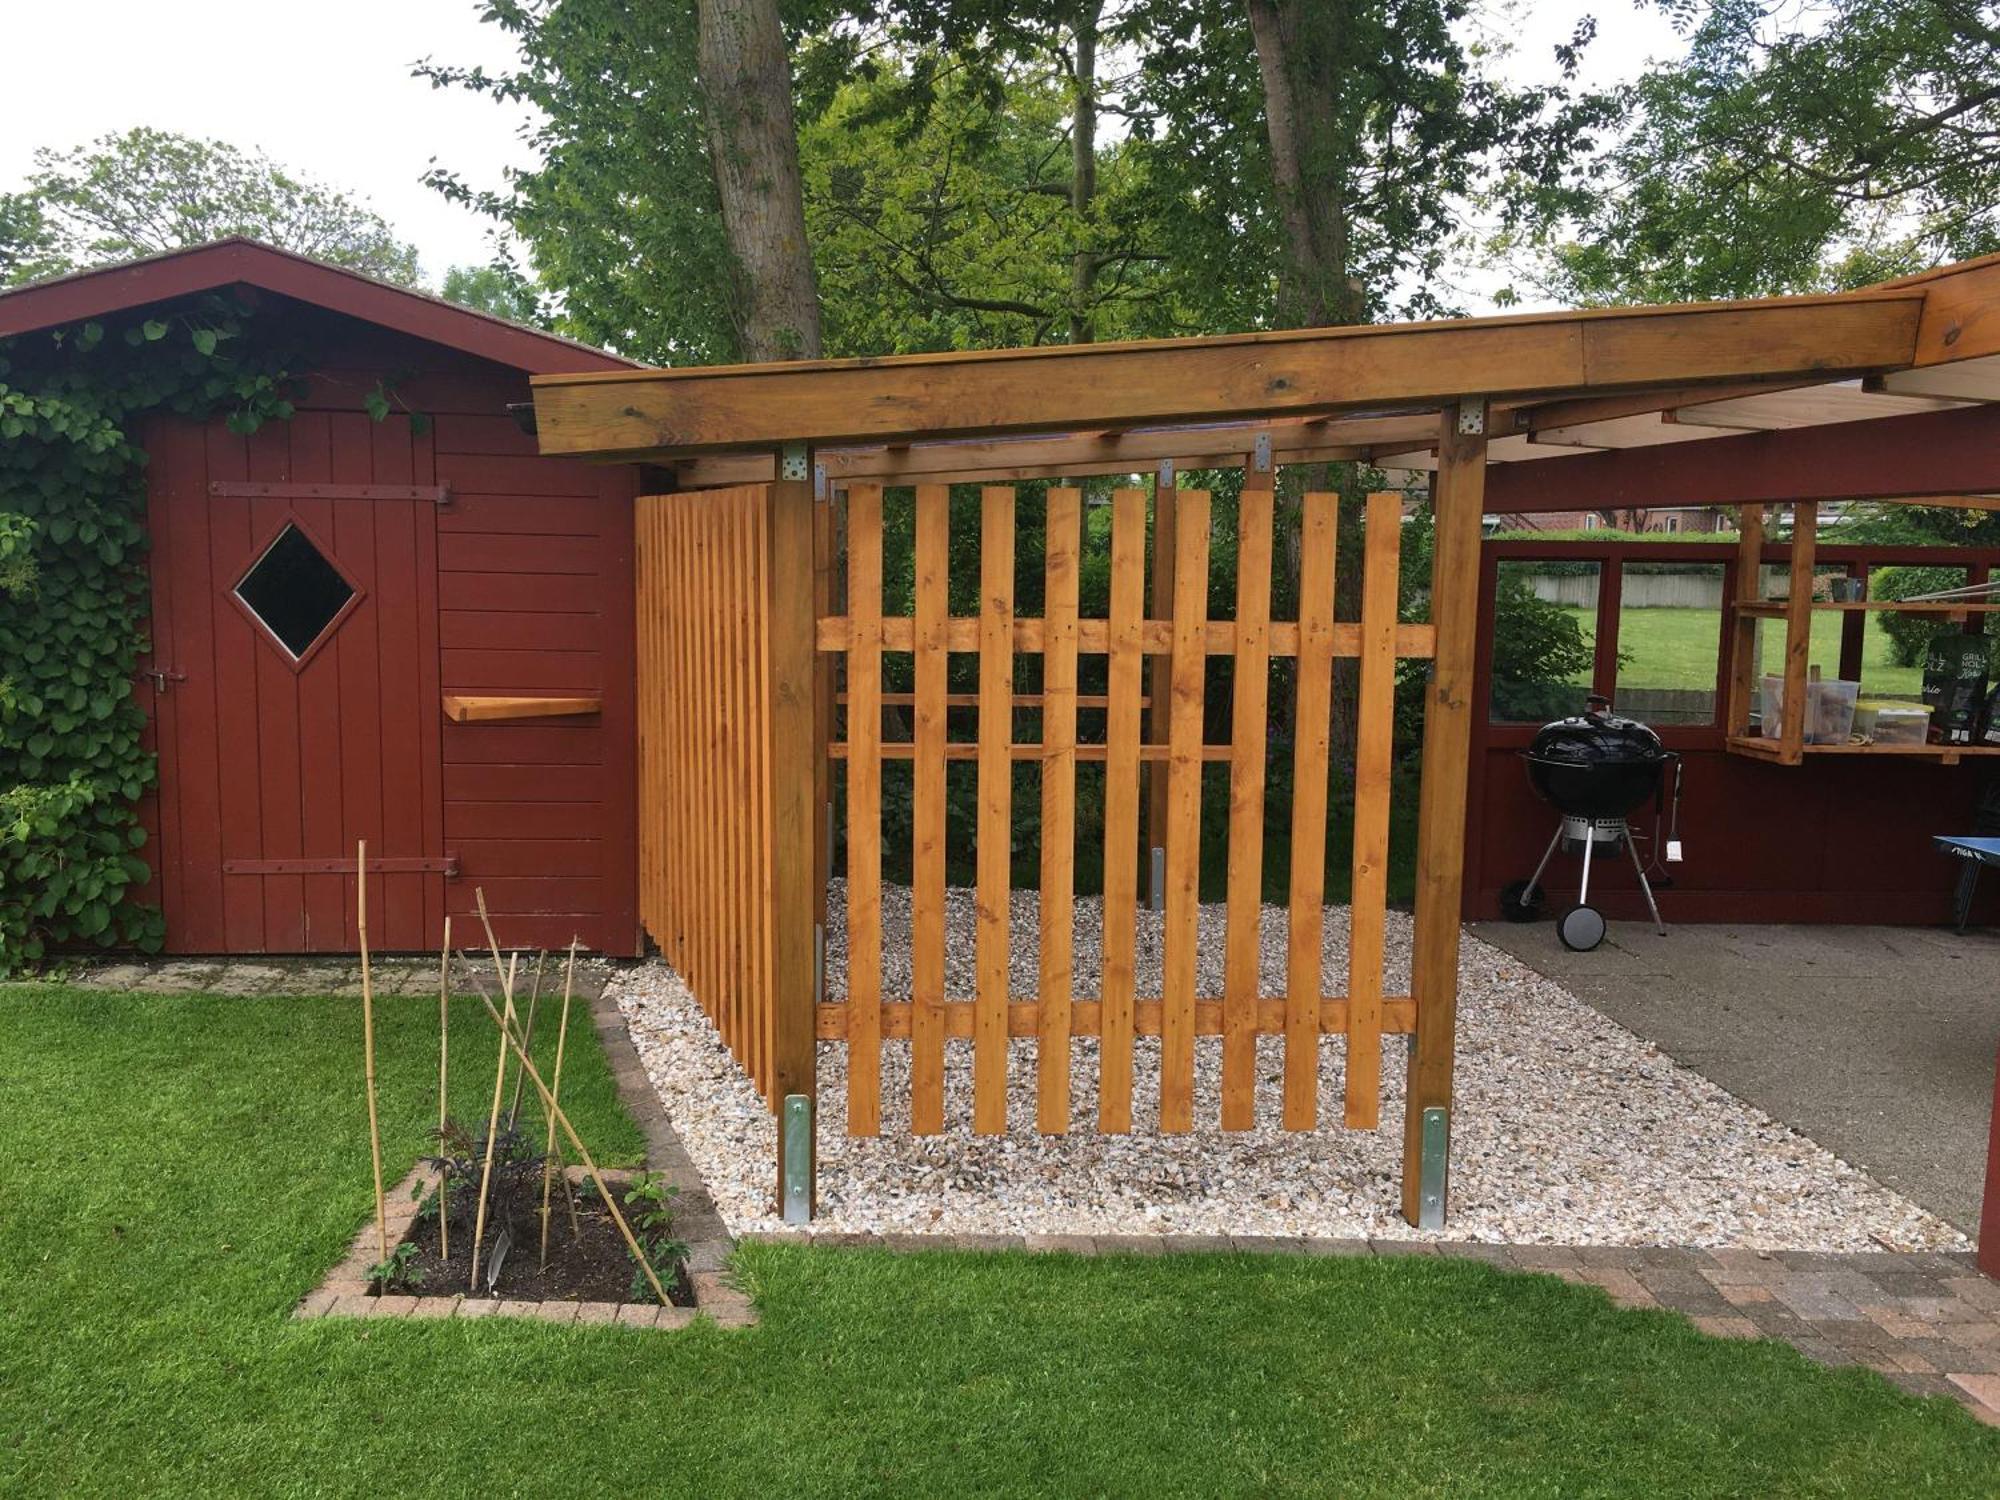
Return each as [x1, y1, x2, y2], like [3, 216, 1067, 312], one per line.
[532, 292, 1924, 458]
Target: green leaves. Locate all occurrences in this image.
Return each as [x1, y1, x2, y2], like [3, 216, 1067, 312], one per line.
[2, 293, 294, 972]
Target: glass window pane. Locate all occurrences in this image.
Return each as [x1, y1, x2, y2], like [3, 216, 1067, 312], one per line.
[1614, 562, 1723, 725]
[1490, 560, 1597, 723]
[234, 523, 355, 659]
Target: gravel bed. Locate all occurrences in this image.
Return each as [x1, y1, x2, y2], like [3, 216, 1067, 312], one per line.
[610, 883, 1966, 1250]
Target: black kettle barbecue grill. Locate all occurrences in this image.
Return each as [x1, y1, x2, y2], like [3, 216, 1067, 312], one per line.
[1504, 695, 1681, 951]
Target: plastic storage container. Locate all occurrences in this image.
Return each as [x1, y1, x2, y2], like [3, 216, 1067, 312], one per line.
[1761, 675, 1861, 744]
[1869, 704, 1932, 746]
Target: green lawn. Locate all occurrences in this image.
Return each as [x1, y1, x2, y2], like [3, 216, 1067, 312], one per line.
[4, 985, 1997, 1497]
[1553, 606, 1926, 700]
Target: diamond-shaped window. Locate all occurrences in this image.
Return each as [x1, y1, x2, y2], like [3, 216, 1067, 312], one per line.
[233, 523, 356, 659]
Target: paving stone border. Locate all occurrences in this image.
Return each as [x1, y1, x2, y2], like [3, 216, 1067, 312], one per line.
[740, 1228, 2000, 1426]
[290, 960, 751, 1331]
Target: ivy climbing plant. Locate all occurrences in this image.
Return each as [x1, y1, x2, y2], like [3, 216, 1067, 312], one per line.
[0, 293, 300, 970]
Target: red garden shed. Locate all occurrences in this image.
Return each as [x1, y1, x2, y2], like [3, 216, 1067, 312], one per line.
[0, 240, 649, 956]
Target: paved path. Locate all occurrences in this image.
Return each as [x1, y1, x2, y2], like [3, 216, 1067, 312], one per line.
[1474, 920, 2000, 1234]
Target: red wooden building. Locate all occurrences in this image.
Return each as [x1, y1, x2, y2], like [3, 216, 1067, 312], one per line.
[0, 240, 647, 956]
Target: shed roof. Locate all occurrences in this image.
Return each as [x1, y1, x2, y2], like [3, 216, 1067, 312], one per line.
[525, 252, 2000, 503]
[0, 238, 641, 375]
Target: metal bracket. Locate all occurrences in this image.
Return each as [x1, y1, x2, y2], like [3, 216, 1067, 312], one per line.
[1417, 1105, 1450, 1230]
[1148, 846, 1166, 912]
[781, 1094, 814, 1225]
[1157, 458, 1176, 493]
[1455, 399, 1487, 437]
[1252, 431, 1272, 473]
[779, 442, 811, 483]
[813, 461, 829, 502]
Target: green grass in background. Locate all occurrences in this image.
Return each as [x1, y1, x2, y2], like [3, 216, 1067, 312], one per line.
[2, 984, 1997, 1497]
[1553, 606, 1927, 700]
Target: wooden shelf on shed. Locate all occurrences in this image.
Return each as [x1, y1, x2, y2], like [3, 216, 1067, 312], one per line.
[1726, 734, 2000, 766]
[442, 694, 602, 724]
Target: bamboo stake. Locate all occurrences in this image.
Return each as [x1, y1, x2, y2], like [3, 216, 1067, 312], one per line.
[505, 949, 549, 1130]
[468, 949, 517, 1291]
[357, 840, 388, 1265]
[462, 970, 670, 1304]
[436, 915, 452, 1262]
[539, 939, 581, 1270]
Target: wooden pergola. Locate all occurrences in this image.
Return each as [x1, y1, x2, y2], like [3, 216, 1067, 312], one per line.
[530, 253, 2000, 1226]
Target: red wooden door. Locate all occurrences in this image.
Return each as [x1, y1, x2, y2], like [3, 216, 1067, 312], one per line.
[146, 413, 446, 953]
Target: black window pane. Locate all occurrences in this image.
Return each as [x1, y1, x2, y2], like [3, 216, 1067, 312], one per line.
[234, 524, 355, 658]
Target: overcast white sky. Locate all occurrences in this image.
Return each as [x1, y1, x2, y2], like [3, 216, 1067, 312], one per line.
[2, 0, 1689, 309]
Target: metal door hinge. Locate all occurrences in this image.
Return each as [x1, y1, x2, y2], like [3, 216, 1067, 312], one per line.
[142, 668, 186, 693]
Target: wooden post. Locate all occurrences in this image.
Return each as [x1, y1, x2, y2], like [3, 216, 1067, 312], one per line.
[356, 840, 388, 1265]
[766, 471, 820, 1219]
[1779, 502, 1818, 765]
[1401, 402, 1487, 1228]
[1724, 504, 1766, 737]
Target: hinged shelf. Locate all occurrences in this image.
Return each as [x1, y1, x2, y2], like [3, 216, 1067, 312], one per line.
[1722, 502, 1994, 764]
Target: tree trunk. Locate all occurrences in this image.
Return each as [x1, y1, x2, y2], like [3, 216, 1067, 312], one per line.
[1246, 0, 1368, 762]
[696, 0, 823, 361]
[1068, 2, 1102, 344]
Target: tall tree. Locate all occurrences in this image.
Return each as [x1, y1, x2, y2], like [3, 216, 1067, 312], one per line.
[698, 0, 825, 358]
[1521, 0, 2000, 305]
[12, 129, 420, 285]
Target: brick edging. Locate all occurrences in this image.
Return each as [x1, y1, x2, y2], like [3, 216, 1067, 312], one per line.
[293, 978, 750, 1330]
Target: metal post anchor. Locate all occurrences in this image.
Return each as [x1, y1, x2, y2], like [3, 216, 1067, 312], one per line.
[781, 1094, 814, 1225]
[1417, 1106, 1449, 1230]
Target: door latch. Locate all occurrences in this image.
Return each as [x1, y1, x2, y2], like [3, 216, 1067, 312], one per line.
[142, 668, 186, 693]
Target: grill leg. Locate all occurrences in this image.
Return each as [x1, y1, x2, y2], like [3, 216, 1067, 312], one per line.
[1577, 825, 1596, 906]
[1520, 825, 1563, 906]
[1625, 827, 1667, 936]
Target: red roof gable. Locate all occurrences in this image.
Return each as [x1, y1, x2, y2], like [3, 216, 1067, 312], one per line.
[0, 238, 641, 375]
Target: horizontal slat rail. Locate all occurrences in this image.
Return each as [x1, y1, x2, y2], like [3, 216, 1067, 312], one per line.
[815, 480, 1426, 1138]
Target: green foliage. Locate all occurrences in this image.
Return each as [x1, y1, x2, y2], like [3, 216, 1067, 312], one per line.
[9, 128, 421, 287]
[1518, 0, 2000, 305]
[440, 260, 548, 327]
[1871, 565, 1978, 668]
[0, 293, 299, 970]
[1486, 572, 1598, 723]
[621, 1173, 688, 1304]
[367, 1241, 426, 1293]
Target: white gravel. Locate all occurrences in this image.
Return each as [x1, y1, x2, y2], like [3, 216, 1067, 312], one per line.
[609, 884, 1967, 1251]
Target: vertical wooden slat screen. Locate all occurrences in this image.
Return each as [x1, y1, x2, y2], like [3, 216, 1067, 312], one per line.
[632, 485, 802, 1106]
[656, 480, 1444, 1143]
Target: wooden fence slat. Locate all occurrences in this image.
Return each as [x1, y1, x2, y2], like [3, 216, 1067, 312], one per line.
[1221, 465, 1273, 1129]
[1146, 481, 1177, 905]
[1099, 488, 1146, 1133]
[974, 486, 1016, 1134]
[910, 484, 950, 1134]
[1037, 487, 1081, 1133]
[846, 485, 884, 1135]
[1345, 491, 1402, 1128]
[1283, 492, 1338, 1129]
[1159, 489, 1210, 1132]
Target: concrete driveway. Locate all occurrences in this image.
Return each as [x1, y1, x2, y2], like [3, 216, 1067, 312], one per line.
[1472, 919, 2000, 1236]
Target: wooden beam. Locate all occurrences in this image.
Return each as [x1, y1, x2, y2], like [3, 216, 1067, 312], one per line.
[1485, 401, 2000, 513]
[1402, 403, 1486, 1228]
[665, 415, 1435, 488]
[531, 293, 1922, 458]
[440, 694, 601, 723]
[1512, 376, 1817, 434]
